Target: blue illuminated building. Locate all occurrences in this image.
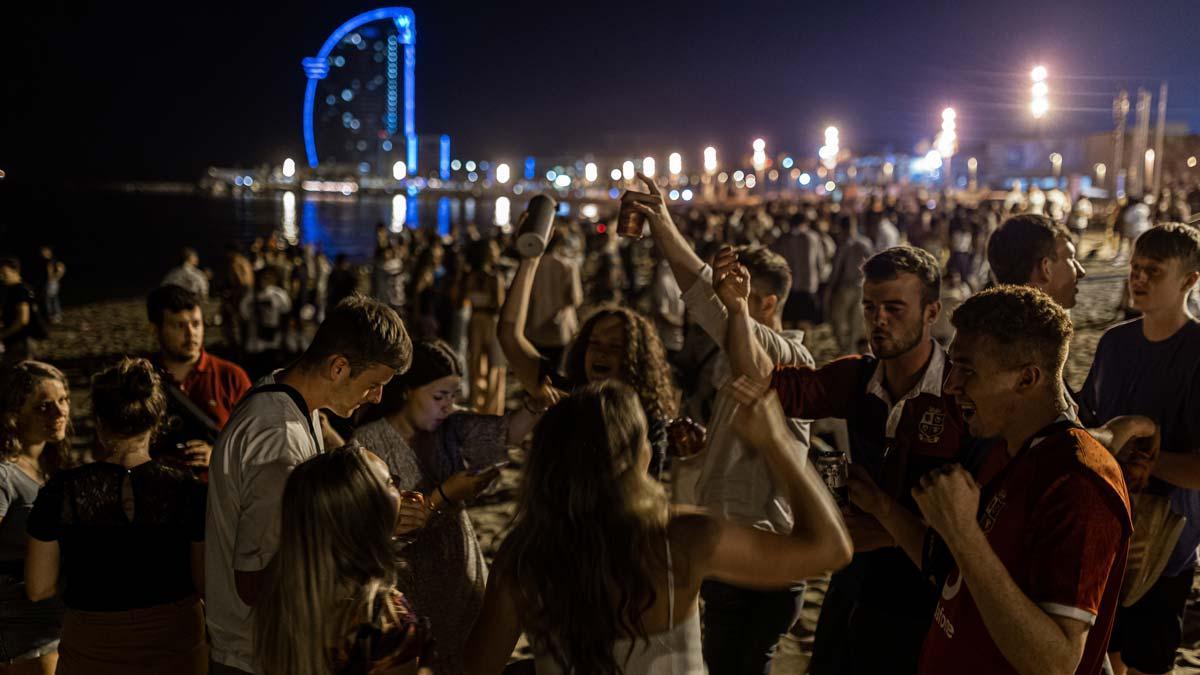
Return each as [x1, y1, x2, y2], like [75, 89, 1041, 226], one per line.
[439, 135, 451, 180]
[302, 8, 418, 172]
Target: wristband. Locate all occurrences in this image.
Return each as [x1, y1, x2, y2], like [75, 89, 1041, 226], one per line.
[437, 483, 455, 508]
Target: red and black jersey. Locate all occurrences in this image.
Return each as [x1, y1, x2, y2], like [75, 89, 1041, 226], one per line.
[919, 426, 1131, 675]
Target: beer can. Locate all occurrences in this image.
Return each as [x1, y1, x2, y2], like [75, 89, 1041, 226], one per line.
[813, 448, 849, 506]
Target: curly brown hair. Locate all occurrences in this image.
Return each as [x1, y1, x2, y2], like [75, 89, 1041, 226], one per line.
[951, 284, 1072, 378]
[563, 306, 678, 423]
[0, 360, 73, 476]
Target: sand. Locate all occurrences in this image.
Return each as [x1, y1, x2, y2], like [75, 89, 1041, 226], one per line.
[32, 246, 1200, 673]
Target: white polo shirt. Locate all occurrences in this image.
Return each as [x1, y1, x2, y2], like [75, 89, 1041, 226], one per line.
[205, 374, 323, 673]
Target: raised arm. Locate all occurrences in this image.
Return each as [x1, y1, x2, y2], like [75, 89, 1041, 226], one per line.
[683, 392, 852, 589]
[498, 255, 544, 391]
[628, 173, 705, 292]
[716, 256, 775, 382]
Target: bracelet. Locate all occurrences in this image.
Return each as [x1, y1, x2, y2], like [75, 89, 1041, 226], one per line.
[436, 483, 455, 508]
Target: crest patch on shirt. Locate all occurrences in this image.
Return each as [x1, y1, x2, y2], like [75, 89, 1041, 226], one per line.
[980, 489, 1007, 533]
[918, 407, 946, 443]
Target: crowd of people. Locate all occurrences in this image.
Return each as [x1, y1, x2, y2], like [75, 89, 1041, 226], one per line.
[0, 174, 1199, 675]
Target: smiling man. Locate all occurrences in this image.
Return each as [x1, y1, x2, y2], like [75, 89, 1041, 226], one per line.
[206, 294, 411, 675]
[729, 246, 996, 675]
[1078, 222, 1200, 675]
[852, 285, 1131, 675]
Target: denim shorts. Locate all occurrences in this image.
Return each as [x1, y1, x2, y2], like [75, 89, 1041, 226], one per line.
[0, 574, 63, 663]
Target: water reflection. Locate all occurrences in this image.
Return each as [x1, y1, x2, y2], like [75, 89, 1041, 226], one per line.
[437, 197, 451, 236]
[464, 197, 476, 224]
[391, 194, 406, 233]
[281, 191, 298, 244]
[494, 196, 511, 226]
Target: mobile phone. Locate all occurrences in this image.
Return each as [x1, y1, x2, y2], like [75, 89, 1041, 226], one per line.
[468, 460, 510, 476]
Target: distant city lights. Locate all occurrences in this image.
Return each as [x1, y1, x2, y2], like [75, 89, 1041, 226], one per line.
[391, 194, 405, 232]
[681, 189, 694, 201]
[1189, 156, 1198, 168]
[669, 189, 680, 200]
[752, 138, 766, 152]
[733, 170, 745, 182]
[554, 174, 571, 188]
[1031, 65, 1049, 119]
[585, 162, 598, 182]
[581, 203, 599, 220]
[622, 160, 636, 181]
[610, 168, 623, 181]
[825, 180, 836, 192]
[643, 156, 656, 179]
[799, 172, 811, 186]
[467, 171, 479, 182]
[494, 196, 511, 226]
[820, 126, 840, 170]
[282, 158, 296, 178]
[668, 152, 682, 177]
[303, 180, 358, 194]
[703, 146, 718, 174]
[392, 160, 407, 180]
[745, 174, 757, 189]
[781, 156, 794, 169]
[752, 138, 766, 172]
[465, 160, 477, 172]
[496, 162, 511, 184]
[451, 159, 462, 171]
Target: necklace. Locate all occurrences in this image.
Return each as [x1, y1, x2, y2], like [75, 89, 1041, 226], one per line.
[9, 455, 46, 485]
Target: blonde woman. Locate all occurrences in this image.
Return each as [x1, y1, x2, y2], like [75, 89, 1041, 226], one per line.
[254, 445, 432, 675]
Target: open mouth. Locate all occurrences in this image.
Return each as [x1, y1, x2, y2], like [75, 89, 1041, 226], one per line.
[590, 364, 614, 378]
[959, 400, 977, 421]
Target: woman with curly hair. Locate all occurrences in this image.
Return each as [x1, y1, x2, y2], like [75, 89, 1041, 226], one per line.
[464, 383, 851, 675]
[500, 238, 678, 476]
[0, 361, 70, 674]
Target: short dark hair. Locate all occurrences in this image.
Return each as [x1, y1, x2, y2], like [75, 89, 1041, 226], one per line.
[300, 294, 412, 375]
[951, 285, 1072, 378]
[736, 245, 792, 303]
[147, 284, 202, 325]
[862, 246, 941, 306]
[1133, 222, 1200, 276]
[987, 214, 1071, 285]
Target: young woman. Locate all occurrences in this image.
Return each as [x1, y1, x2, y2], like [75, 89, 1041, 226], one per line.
[465, 382, 852, 675]
[254, 445, 433, 675]
[500, 245, 678, 476]
[351, 340, 549, 674]
[0, 362, 70, 675]
[463, 239, 507, 415]
[25, 358, 206, 675]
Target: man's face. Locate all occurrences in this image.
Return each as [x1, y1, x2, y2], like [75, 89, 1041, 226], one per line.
[862, 274, 936, 359]
[944, 333, 1022, 440]
[328, 362, 396, 418]
[1129, 255, 1198, 314]
[156, 307, 204, 363]
[0, 266, 18, 284]
[1042, 236, 1086, 309]
[747, 283, 778, 327]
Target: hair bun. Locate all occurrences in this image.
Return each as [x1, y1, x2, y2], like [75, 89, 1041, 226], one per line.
[120, 360, 159, 401]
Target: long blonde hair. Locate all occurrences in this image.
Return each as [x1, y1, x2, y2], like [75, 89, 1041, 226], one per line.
[254, 445, 399, 675]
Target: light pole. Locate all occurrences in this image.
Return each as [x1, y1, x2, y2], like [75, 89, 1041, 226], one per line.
[936, 107, 957, 188]
[1030, 65, 1049, 191]
[703, 146, 718, 200]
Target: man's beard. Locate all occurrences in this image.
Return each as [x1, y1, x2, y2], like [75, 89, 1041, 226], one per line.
[871, 321, 924, 359]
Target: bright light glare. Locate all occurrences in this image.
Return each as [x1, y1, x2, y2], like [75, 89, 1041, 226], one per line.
[1031, 65, 1047, 82]
[581, 203, 599, 219]
[1031, 99, 1050, 118]
[610, 168, 623, 181]
[1032, 82, 1048, 98]
[703, 146, 718, 173]
[1049, 152, 1062, 165]
[799, 172, 811, 185]
[745, 174, 757, 189]
[752, 138, 766, 152]
[391, 194, 406, 232]
[681, 189, 694, 201]
[643, 156, 656, 179]
[942, 107, 956, 121]
[282, 158, 296, 178]
[496, 163, 511, 184]
[465, 161, 477, 172]
[585, 162, 598, 182]
[392, 161, 407, 180]
[554, 174, 571, 188]
[1188, 156, 1198, 168]
[668, 152, 682, 176]
[622, 161, 635, 181]
[494, 196, 511, 226]
[782, 157, 794, 169]
[733, 170, 745, 182]
[451, 159, 462, 171]
[668, 189, 680, 200]
[825, 126, 839, 140]
[825, 181, 836, 192]
[967, 157, 978, 171]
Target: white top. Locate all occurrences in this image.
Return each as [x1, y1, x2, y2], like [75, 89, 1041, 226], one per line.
[239, 286, 293, 353]
[163, 263, 209, 299]
[206, 372, 324, 673]
[682, 265, 813, 533]
[534, 535, 706, 675]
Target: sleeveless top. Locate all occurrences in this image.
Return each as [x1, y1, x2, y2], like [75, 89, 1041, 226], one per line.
[533, 535, 707, 674]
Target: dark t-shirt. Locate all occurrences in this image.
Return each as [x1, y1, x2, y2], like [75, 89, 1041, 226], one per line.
[1078, 318, 1200, 575]
[27, 461, 206, 611]
[1, 282, 36, 344]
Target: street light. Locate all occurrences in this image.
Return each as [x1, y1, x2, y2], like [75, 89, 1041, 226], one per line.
[703, 147, 718, 174]
[1049, 152, 1062, 179]
[392, 160, 407, 181]
[820, 126, 839, 170]
[584, 162, 598, 182]
[1031, 65, 1049, 119]
[643, 156, 656, 179]
[282, 158, 296, 178]
[495, 163, 511, 184]
[622, 160, 635, 181]
[752, 139, 766, 172]
[936, 107, 958, 186]
[668, 152, 682, 177]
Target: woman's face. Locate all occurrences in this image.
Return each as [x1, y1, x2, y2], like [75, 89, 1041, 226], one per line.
[402, 375, 461, 433]
[363, 450, 401, 526]
[17, 379, 69, 446]
[584, 316, 628, 384]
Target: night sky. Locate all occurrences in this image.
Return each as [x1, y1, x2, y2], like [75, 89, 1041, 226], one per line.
[3, 0, 1199, 182]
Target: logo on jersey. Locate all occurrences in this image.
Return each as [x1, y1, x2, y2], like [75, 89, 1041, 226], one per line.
[918, 407, 946, 443]
[979, 489, 1008, 534]
[942, 569, 964, 601]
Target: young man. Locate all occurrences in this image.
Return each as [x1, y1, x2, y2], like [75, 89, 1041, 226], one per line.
[626, 175, 814, 674]
[1078, 222, 1200, 675]
[147, 284, 252, 473]
[851, 285, 1131, 675]
[163, 246, 210, 299]
[987, 214, 1087, 310]
[206, 294, 411, 675]
[0, 257, 38, 365]
[727, 246, 992, 675]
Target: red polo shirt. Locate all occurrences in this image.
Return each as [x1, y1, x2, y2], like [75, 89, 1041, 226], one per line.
[160, 351, 252, 429]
